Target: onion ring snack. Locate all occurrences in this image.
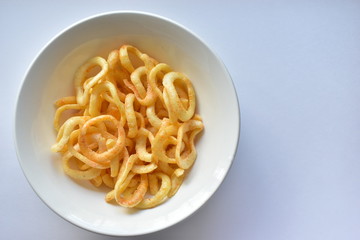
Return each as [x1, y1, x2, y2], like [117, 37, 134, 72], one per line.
[51, 44, 204, 209]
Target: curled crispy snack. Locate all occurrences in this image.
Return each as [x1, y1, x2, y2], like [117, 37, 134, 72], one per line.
[163, 72, 196, 122]
[88, 81, 126, 126]
[136, 172, 171, 209]
[79, 115, 125, 164]
[53, 104, 85, 131]
[74, 57, 108, 106]
[67, 130, 110, 169]
[52, 44, 203, 210]
[125, 93, 138, 138]
[62, 151, 102, 180]
[51, 116, 90, 152]
[135, 128, 154, 162]
[175, 119, 204, 169]
[168, 168, 185, 197]
[124, 66, 156, 106]
[152, 121, 179, 164]
[119, 45, 157, 73]
[148, 63, 172, 103]
[115, 173, 148, 208]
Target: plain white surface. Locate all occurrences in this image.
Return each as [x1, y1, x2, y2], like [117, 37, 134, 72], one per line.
[1, 1, 360, 239]
[14, 11, 239, 236]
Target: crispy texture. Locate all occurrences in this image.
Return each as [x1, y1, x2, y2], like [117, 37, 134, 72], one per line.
[52, 45, 204, 209]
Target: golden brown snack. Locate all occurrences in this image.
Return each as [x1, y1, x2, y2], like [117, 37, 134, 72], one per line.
[52, 44, 204, 209]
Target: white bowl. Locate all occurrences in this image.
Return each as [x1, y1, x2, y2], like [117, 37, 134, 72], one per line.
[15, 11, 240, 236]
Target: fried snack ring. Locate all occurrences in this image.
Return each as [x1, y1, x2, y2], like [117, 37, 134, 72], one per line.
[131, 162, 157, 174]
[51, 116, 90, 152]
[62, 151, 101, 180]
[168, 168, 185, 197]
[136, 172, 171, 209]
[74, 56, 108, 106]
[53, 103, 85, 131]
[152, 120, 179, 163]
[146, 99, 169, 129]
[68, 130, 110, 169]
[135, 128, 154, 162]
[119, 45, 157, 73]
[106, 49, 129, 97]
[124, 93, 138, 138]
[55, 96, 77, 107]
[88, 81, 126, 126]
[163, 72, 196, 122]
[175, 119, 204, 169]
[148, 63, 172, 103]
[52, 44, 204, 210]
[79, 115, 125, 163]
[115, 173, 148, 208]
[115, 152, 137, 187]
[105, 170, 135, 203]
[124, 66, 156, 106]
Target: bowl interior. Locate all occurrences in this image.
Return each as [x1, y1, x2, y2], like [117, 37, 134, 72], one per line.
[15, 12, 239, 236]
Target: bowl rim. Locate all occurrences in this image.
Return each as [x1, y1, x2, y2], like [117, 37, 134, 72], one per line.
[14, 10, 241, 236]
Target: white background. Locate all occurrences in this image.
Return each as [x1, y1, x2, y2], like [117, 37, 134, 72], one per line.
[1, 1, 360, 239]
